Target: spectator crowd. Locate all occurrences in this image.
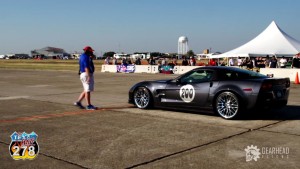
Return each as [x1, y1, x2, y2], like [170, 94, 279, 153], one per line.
[102, 52, 300, 72]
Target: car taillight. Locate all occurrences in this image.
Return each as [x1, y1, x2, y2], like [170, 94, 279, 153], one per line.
[261, 82, 273, 91]
[243, 88, 253, 92]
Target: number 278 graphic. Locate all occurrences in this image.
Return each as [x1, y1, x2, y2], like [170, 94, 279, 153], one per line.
[9, 132, 39, 160]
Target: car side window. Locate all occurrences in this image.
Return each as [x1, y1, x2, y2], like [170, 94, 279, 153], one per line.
[220, 70, 254, 80]
[228, 72, 238, 80]
[180, 70, 213, 84]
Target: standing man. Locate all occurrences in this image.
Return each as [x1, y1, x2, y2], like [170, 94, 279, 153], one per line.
[104, 56, 110, 65]
[292, 53, 300, 68]
[189, 56, 195, 66]
[181, 56, 189, 66]
[269, 56, 278, 68]
[279, 56, 287, 68]
[237, 56, 242, 67]
[148, 56, 156, 65]
[229, 58, 234, 66]
[135, 57, 141, 65]
[74, 46, 96, 110]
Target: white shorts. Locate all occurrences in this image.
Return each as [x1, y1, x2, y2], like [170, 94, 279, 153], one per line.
[80, 72, 94, 92]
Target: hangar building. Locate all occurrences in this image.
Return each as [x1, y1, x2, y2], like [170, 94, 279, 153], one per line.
[31, 47, 70, 59]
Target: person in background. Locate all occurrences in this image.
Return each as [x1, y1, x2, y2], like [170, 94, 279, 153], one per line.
[112, 57, 118, 65]
[251, 57, 256, 68]
[159, 57, 166, 66]
[269, 56, 278, 68]
[74, 46, 96, 110]
[127, 58, 132, 64]
[122, 57, 127, 65]
[219, 60, 226, 66]
[245, 57, 253, 70]
[172, 57, 177, 66]
[258, 57, 265, 68]
[279, 56, 287, 68]
[292, 53, 300, 68]
[168, 57, 177, 68]
[148, 56, 156, 65]
[135, 57, 141, 65]
[264, 55, 270, 68]
[253, 57, 259, 68]
[209, 59, 217, 66]
[229, 58, 234, 66]
[237, 56, 242, 67]
[104, 56, 110, 65]
[165, 58, 169, 65]
[189, 56, 196, 66]
[182, 56, 189, 66]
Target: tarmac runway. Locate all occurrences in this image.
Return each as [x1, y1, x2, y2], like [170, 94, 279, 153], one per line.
[0, 69, 299, 169]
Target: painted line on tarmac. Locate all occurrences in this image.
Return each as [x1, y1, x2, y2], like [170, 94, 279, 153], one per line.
[0, 105, 135, 124]
[0, 96, 29, 100]
[27, 84, 52, 88]
[125, 120, 286, 169]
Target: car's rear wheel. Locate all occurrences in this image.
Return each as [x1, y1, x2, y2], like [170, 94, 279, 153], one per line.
[134, 87, 152, 109]
[214, 92, 240, 119]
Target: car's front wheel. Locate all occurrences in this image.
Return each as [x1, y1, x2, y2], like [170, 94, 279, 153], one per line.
[214, 91, 240, 119]
[133, 87, 152, 109]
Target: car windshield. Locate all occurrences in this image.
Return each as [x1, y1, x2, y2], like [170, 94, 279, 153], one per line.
[179, 70, 214, 83]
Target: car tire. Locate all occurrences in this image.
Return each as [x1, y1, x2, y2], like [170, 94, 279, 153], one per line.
[214, 91, 240, 119]
[133, 87, 152, 109]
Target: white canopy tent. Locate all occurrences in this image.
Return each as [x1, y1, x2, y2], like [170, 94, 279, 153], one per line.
[211, 21, 300, 58]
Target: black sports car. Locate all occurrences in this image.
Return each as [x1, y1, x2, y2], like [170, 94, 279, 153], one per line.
[128, 67, 290, 119]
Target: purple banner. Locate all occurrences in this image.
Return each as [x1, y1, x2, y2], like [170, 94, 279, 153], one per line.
[117, 64, 135, 73]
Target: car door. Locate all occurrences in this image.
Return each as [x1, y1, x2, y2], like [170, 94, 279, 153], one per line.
[163, 69, 214, 108]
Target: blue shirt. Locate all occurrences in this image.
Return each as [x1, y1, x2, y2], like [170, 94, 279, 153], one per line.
[79, 53, 94, 73]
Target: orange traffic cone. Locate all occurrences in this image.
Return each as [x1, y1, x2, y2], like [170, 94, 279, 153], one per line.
[295, 72, 300, 84]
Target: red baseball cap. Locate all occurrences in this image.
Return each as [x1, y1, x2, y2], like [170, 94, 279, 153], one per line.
[83, 46, 94, 52]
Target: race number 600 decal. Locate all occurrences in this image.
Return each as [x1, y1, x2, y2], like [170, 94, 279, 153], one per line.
[180, 84, 195, 103]
[9, 131, 39, 160]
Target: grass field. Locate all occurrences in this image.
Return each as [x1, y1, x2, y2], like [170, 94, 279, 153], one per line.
[0, 59, 105, 71]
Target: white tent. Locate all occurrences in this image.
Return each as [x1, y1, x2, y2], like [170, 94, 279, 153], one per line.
[211, 21, 300, 58]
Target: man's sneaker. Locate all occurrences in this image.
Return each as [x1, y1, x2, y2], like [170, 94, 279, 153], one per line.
[86, 105, 96, 110]
[74, 102, 85, 109]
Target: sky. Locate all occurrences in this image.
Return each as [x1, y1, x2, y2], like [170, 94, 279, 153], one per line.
[1, 0, 300, 55]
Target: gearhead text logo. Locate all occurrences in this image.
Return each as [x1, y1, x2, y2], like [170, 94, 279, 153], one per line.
[245, 145, 261, 162]
[245, 145, 289, 162]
